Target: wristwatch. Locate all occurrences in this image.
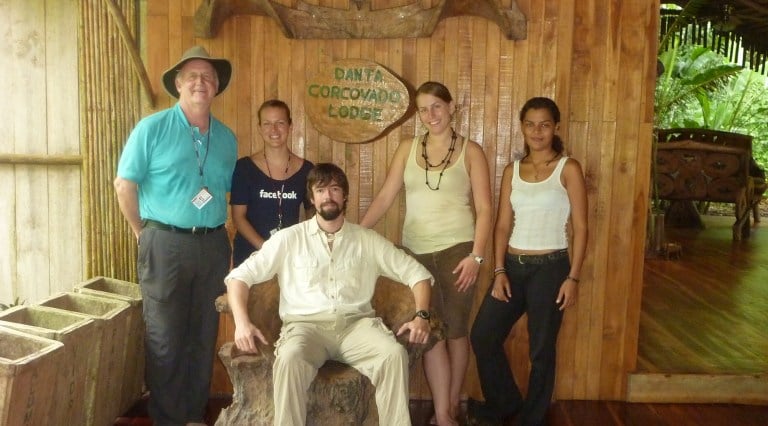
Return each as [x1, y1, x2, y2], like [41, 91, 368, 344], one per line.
[414, 310, 431, 320]
[469, 253, 485, 264]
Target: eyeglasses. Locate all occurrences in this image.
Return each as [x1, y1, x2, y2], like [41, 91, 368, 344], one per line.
[178, 71, 217, 84]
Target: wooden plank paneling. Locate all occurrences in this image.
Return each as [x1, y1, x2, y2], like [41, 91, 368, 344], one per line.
[565, 121, 593, 399]
[234, 16, 253, 158]
[0, 0, 17, 304]
[142, 0, 659, 402]
[15, 166, 51, 303]
[249, 18, 265, 155]
[0, 165, 15, 304]
[466, 18, 484, 145]
[17, 0, 765, 412]
[9, 0, 50, 303]
[45, 0, 82, 295]
[599, 0, 652, 399]
[290, 32, 307, 159]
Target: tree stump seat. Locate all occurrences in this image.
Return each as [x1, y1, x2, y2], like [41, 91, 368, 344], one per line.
[214, 277, 443, 426]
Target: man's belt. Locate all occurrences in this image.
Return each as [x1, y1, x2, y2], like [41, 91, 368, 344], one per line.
[143, 219, 224, 235]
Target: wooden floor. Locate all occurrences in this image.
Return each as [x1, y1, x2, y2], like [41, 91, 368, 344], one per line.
[544, 400, 768, 426]
[116, 396, 768, 426]
[627, 213, 768, 405]
[638, 214, 768, 374]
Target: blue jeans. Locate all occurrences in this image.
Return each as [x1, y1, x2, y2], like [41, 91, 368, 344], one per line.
[470, 251, 570, 426]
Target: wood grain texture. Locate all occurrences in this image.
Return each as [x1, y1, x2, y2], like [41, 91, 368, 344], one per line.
[117, 396, 768, 425]
[638, 215, 768, 376]
[0, 0, 82, 304]
[139, 0, 660, 401]
[546, 399, 768, 426]
[0, 0, 665, 404]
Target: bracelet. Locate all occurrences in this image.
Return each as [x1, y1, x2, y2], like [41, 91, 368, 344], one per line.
[567, 275, 580, 283]
[493, 268, 506, 277]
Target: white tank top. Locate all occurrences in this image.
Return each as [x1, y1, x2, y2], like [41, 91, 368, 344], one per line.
[508, 157, 570, 250]
[402, 135, 475, 254]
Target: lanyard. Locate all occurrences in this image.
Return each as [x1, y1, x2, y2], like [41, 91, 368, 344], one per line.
[191, 123, 211, 188]
[264, 152, 291, 229]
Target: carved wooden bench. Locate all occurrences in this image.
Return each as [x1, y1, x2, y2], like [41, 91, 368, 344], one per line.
[213, 277, 443, 426]
[655, 128, 764, 240]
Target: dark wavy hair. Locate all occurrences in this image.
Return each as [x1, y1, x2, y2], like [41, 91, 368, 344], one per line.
[307, 163, 349, 211]
[258, 99, 292, 125]
[519, 97, 564, 156]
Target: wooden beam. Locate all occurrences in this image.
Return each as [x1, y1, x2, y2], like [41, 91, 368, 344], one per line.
[0, 154, 83, 166]
[628, 373, 768, 405]
[103, 0, 155, 107]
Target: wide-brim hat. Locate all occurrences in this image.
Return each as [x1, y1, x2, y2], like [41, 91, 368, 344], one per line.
[161, 46, 232, 98]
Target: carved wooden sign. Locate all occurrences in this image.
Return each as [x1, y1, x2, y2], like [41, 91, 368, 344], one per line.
[305, 59, 411, 143]
[195, 0, 527, 40]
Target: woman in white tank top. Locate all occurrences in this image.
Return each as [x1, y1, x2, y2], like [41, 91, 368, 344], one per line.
[468, 97, 588, 426]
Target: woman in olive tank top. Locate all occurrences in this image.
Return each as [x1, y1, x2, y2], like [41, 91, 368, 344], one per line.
[361, 82, 493, 426]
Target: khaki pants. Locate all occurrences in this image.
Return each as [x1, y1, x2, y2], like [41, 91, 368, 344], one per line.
[273, 314, 411, 426]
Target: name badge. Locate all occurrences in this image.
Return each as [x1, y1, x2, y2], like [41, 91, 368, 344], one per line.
[191, 187, 213, 209]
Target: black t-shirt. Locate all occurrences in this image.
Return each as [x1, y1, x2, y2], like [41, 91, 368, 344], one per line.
[230, 156, 314, 265]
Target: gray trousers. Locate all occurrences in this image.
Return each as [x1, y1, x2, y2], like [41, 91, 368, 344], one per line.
[138, 227, 230, 426]
[273, 314, 412, 426]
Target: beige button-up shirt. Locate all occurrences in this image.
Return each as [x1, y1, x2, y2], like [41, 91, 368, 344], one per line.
[225, 217, 433, 319]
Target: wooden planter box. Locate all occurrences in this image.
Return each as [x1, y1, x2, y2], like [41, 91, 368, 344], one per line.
[37, 292, 131, 426]
[0, 306, 96, 426]
[75, 276, 144, 414]
[0, 326, 64, 426]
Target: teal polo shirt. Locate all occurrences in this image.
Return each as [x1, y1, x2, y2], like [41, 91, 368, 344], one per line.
[117, 103, 238, 228]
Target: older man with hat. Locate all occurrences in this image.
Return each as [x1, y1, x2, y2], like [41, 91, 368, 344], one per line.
[115, 46, 237, 426]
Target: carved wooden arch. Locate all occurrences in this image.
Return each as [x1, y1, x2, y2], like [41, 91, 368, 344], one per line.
[194, 0, 527, 40]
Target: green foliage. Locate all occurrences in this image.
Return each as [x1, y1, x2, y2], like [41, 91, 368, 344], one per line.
[655, 43, 768, 170]
[0, 297, 24, 311]
[654, 44, 742, 128]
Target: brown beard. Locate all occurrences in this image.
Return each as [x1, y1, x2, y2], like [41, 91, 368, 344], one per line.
[318, 201, 342, 220]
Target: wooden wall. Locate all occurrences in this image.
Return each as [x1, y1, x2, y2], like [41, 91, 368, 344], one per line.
[0, 0, 660, 405]
[144, 0, 659, 401]
[0, 0, 82, 305]
[1, 0, 141, 308]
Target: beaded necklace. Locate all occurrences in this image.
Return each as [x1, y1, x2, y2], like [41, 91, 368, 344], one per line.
[422, 129, 457, 191]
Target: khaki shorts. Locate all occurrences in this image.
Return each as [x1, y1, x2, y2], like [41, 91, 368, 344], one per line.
[408, 241, 475, 339]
